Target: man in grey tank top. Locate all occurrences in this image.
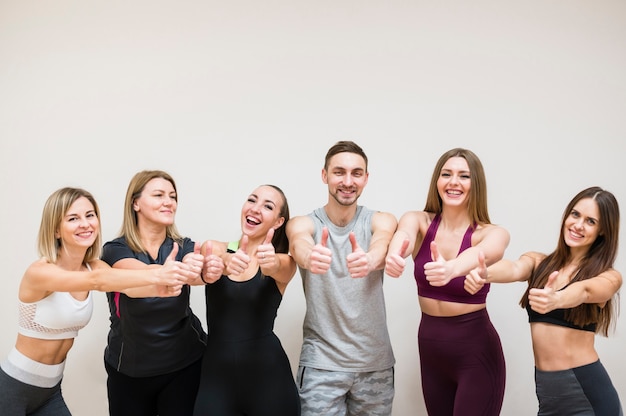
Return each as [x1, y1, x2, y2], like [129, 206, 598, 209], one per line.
[286, 141, 398, 416]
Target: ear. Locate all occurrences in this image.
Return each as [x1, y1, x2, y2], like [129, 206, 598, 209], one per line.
[274, 217, 285, 230]
[321, 168, 328, 184]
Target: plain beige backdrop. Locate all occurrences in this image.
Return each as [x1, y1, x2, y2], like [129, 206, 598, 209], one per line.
[1, 1, 625, 415]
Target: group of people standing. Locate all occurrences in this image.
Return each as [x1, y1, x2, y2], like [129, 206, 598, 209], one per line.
[0, 140, 622, 416]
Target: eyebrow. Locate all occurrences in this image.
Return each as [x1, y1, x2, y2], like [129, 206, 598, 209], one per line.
[441, 168, 470, 173]
[149, 188, 176, 194]
[65, 210, 96, 218]
[332, 166, 365, 172]
[250, 193, 277, 207]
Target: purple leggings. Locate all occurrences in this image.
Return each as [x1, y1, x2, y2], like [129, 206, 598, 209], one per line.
[418, 308, 506, 416]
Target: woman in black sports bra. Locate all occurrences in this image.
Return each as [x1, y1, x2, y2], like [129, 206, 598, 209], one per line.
[193, 184, 300, 416]
[466, 186, 623, 415]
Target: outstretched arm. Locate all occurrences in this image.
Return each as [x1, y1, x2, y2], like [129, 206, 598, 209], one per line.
[385, 211, 423, 278]
[365, 211, 398, 271]
[529, 268, 622, 313]
[286, 216, 332, 274]
[465, 251, 540, 294]
[426, 224, 510, 287]
[20, 243, 193, 301]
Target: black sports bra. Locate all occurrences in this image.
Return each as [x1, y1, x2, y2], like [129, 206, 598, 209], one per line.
[526, 305, 597, 332]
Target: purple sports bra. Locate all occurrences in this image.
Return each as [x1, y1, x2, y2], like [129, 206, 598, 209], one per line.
[414, 214, 489, 304]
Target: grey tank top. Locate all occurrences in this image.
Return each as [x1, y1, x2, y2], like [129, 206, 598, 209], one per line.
[299, 206, 395, 372]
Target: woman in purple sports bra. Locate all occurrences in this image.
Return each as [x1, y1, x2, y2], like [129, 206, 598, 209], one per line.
[466, 186, 623, 415]
[385, 148, 510, 416]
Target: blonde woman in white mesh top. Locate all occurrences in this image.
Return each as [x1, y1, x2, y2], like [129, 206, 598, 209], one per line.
[0, 187, 199, 415]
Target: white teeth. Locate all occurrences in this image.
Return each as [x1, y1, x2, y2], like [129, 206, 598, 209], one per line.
[569, 230, 583, 238]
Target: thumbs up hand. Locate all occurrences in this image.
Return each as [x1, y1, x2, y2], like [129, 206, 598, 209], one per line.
[347, 232, 371, 278]
[226, 235, 251, 277]
[528, 271, 560, 314]
[161, 242, 195, 284]
[308, 227, 332, 274]
[257, 228, 279, 274]
[201, 240, 224, 284]
[182, 242, 204, 282]
[424, 241, 455, 286]
[464, 251, 487, 294]
[385, 239, 409, 278]
[155, 243, 188, 296]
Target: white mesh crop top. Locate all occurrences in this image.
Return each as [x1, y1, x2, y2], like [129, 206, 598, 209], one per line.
[17, 263, 94, 340]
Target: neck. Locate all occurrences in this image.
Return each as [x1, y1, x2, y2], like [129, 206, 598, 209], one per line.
[56, 250, 87, 271]
[139, 224, 168, 248]
[324, 203, 357, 227]
[439, 209, 471, 230]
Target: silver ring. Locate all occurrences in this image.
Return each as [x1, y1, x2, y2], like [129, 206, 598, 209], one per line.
[261, 253, 265, 259]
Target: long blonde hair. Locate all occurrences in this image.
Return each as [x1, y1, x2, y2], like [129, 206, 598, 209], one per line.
[38, 187, 102, 263]
[119, 170, 183, 253]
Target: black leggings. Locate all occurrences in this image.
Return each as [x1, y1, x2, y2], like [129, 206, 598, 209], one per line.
[105, 358, 202, 416]
[0, 368, 70, 416]
[536, 360, 623, 416]
[418, 309, 506, 416]
[193, 333, 300, 416]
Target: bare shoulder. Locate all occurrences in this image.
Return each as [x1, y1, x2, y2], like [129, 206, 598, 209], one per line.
[598, 268, 622, 287]
[398, 210, 431, 227]
[520, 251, 546, 266]
[87, 259, 112, 270]
[209, 240, 229, 256]
[24, 258, 52, 275]
[372, 211, 398, 228]
[286, 215, 314, 236]
[475, 222, 509, 236]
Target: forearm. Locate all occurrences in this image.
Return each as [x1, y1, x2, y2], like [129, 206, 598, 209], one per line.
[558, 272, 622, 307]
[486, 259, 528, 283]
[262, 254, 296, 284]
[367, 240, 391, 271]
[290, 239, 314, 269]
[121, 285, 162, 297]
[388, 229, 413, 259]
[450, 247, 489, 278]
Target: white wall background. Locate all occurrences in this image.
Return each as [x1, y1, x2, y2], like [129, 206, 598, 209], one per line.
[1, 1, 624, 414]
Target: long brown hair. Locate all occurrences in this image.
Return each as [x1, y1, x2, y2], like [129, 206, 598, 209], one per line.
[520, 186, 620, 336]
[423, 148, 490, 225]
[263, 184, 290, 254]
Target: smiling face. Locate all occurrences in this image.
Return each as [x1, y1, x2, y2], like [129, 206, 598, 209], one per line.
[133, 177, 178, 228]
[322, 152, 369, 207]
[240, 185, 286, 239]
[563, 197, 601, 254]
[437, 156, 471, 208]
[56, 196, 99, 253]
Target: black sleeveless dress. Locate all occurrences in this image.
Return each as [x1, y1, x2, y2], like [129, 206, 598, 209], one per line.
[193, 266, 300, 416]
